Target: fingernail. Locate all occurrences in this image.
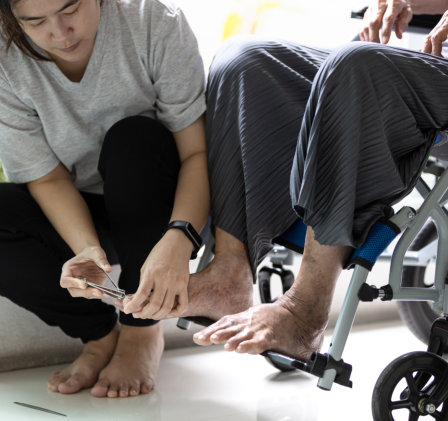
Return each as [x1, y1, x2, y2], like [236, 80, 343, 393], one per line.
[224, 343, 231, 350]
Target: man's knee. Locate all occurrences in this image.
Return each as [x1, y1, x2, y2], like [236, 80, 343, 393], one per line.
[99, 116, 176, 178]
[209, 36, 283, 90]
[102, 116, 169, 154]
[320, 41, 388, 79]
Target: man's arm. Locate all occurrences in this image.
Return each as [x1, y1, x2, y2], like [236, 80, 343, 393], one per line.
[27, 163, 101, 255]
[28, 163, 112, 299]
[123, 115, 210, 320]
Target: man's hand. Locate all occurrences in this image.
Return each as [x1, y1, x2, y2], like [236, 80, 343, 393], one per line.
[122, 229, 192, 320]
[60, 246, 111, 299]
[422, 11, 448, 56]
[360, 0, 413, 44]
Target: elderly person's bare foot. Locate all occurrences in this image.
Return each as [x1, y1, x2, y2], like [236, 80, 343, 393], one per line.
[182, 227, 253, 320]
[193, 227, 351, 361]
[90, 323, 164, 398]
[47, 325, 119, 394]
[193, 290, 327, 361]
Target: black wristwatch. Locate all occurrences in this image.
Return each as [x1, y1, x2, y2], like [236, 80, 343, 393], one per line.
[166, 220, 202, 259]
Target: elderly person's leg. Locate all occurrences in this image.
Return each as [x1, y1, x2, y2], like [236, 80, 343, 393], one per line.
[193, 41, 448, 359]
[184, 36, 330, 320]
[194, 228, 350, 360]
[184, 227, 253, 321]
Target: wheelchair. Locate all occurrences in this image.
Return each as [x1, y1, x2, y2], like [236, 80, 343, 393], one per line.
[255, 146, 448, 420]
[177, 146, 448, 420]
[179, 146, 448, 421]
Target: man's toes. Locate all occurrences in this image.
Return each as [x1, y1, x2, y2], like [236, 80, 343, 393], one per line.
[129, 387, 139, 396]
[141, 381, 154, 395]
[48, 371, 66, 391]
[210, 325, 247, 349]
[194, 316, 239, 345]
[235, 338, 266, 355]
[223, 328, 253, 351]
[119, 384, 131, 398]
[107, 385, 119, 398]
[47, 383, 58, 392]
[193, 327, 218, 345]
[91, 378, 111, 398]
[48, 376, 63, 392]
[57, 376, 84, 394]
[48, 370, 62, 382]
[125, 381, 140, 396]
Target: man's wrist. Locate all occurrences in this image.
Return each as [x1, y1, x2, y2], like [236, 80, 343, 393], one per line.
[166, 220, 202, 259]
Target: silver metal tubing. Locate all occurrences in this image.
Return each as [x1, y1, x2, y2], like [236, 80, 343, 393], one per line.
[317, 265, 370, 391]
[389, 169, 448, 299]
[389, 287, 440, 302]
[377, 240, 437, 267]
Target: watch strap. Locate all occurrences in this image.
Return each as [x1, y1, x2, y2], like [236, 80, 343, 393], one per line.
[166, 220, 202, 259]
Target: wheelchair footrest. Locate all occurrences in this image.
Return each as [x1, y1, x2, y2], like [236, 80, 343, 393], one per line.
[262, 351, 353, 388]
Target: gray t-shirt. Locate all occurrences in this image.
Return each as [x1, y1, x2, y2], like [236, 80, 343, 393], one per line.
[0, 0, 206, 193]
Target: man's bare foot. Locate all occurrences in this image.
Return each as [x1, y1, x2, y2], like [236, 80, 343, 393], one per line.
[184, 251, 253, 321]
[181, 227, 253, 321]
[192, 288, 327, 361]
[192, 227, 351, 361]
[90, 323, 164, 398]
[190, 224, 351, 361]
[47, 325, 119, 394]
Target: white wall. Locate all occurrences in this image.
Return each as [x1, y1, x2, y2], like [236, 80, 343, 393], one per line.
[175, 0, 427, 69]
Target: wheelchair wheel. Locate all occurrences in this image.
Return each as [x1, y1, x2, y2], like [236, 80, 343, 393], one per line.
[396, 221, 445, 350]
[372, 351, 448, 421]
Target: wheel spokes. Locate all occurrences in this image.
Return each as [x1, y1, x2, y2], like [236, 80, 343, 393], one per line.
[405, 372, 420, 397]
[390, 400, 413, 410]
[372, 352, 448, 421]
[432, 410, 442, 420]
[408, 412, 420, 421]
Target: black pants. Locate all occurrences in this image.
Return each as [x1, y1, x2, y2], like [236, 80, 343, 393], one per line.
[0, 116, 180, 343]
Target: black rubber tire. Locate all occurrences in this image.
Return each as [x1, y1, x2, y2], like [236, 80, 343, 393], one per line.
[396, 221, 443, 349]
[372, 351, 448, 421]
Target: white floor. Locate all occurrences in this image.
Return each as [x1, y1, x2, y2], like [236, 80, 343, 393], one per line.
[0, 320, 428, 421]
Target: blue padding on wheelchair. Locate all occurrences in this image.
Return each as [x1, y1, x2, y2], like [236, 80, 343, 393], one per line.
[346, 220, 399, 271]
[435, 133, 443, 144]
[274, 218, 307, 253]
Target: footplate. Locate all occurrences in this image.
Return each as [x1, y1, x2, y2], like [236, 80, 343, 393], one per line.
[262, 351, 353, 388]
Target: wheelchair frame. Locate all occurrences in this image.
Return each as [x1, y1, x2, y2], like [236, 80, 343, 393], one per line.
[258, 161, 448, 390]
[318, 165, 448, 391]
[186, 160, 448, 393]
